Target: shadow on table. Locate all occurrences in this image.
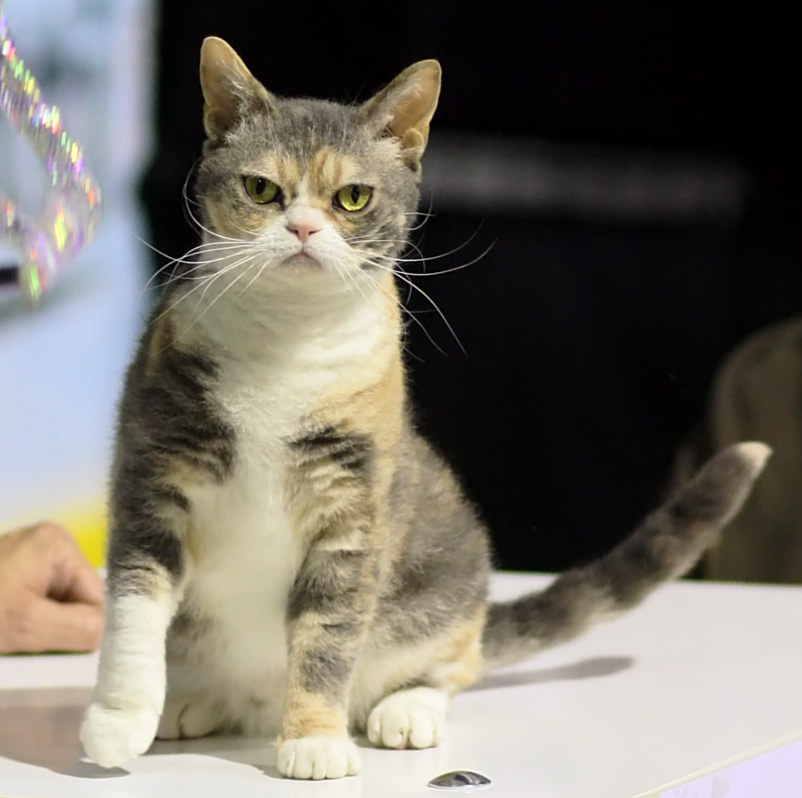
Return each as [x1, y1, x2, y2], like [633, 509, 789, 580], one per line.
[470, 655, 634, 691]
[0, 686, 126, 778]
[0, 656, 632, 783]
[0, 686, 284, 782]
[149, 734, 281, 778]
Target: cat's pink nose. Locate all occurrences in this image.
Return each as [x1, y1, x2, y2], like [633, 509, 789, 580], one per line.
[286, 218, 321, 244]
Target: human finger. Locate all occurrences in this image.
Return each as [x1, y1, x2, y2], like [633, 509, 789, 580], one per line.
[53, 539, 105, 606]
[15, 596, 104, 654]
[28, 522, 105, 606]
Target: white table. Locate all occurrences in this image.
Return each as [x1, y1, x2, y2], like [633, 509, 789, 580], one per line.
[1, 573, 801, 797]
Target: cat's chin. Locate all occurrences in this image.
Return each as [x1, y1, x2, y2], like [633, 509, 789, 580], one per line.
[281, 253, 324, 271]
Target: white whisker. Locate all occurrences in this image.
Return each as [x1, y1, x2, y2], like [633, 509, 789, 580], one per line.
[362, 255, 466, 357]
[193, 254, 260, 321]
[152, 249, 254, 326]
[139, 238, 254, 292]
[393, 269, 466, 357]
[236, 257, 270, 297]
[397, 243, 495, 278]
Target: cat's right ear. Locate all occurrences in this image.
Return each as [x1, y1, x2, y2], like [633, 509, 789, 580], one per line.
[361, 60, 442, 167]
[199, 37, 275, 141]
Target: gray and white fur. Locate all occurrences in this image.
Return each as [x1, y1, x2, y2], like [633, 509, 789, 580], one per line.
[80, 37, 770, 780]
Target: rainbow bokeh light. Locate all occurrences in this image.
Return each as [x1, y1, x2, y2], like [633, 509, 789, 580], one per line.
[0, 6, 102, 305]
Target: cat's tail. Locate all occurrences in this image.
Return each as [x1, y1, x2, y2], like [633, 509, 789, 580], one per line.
[481, 441, 771, 669]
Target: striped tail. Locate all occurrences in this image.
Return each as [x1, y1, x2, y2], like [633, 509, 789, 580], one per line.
[481, 442, 771, 669]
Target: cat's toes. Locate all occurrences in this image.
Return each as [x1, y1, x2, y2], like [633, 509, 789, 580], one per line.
[80, 702, 160, 768]
[157, 695, 221, 739]
[367, 686, 448, 749]
[277, 735, 361, 780]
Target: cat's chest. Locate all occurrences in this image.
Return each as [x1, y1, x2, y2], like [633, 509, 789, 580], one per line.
[181, 349, 359, 602]
[216, 354, 324, 445]
[186, 361, 309, 588]
[179, 298, 393, 600]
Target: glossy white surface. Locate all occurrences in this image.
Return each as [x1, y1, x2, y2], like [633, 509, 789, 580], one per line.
[1, 572, 801, 797]
[635, 731, 802, 798]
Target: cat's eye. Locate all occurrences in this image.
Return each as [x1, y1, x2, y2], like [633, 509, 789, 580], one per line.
[334, 184, 373, 212]
[242, 175, 280, 205]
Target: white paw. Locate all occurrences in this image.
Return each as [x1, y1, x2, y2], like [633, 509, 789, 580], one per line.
[277, 735, 361, 780]
[367, 686, 448, 749]
[157, 694, 221, 739]
[80, 701, 160, 768]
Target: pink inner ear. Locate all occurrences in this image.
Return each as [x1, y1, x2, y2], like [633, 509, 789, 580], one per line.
[363, 61, 440, 153]
[386, 87, 438, 150]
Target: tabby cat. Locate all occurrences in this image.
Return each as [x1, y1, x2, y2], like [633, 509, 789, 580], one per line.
[79, 36, 769, 780]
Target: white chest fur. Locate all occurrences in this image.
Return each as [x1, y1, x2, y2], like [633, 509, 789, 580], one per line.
[185, 356, 309, 620]
[170, 283, 393, 722]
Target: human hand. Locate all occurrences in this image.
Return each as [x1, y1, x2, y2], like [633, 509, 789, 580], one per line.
[0, 521, 104, 654]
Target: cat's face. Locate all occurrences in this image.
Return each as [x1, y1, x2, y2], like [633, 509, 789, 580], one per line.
[191, 38, 440, 296]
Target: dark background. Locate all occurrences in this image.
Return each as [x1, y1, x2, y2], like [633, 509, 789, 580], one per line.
[143, 2, 801, 572]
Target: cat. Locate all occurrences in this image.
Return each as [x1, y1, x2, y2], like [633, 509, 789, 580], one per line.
[79, 36, 770, 780]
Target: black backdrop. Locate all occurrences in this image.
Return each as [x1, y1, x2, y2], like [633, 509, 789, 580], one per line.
[142, 2, 802, 571]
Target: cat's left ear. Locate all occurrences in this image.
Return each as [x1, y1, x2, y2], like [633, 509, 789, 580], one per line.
[361, 60, 441, 167]
[199, 37, 276, 142]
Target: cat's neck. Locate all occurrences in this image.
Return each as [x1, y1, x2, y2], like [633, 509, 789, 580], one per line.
[168, 268, 402, 368]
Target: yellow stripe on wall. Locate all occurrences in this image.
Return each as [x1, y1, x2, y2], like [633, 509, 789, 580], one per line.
[61, 504, 107, 567]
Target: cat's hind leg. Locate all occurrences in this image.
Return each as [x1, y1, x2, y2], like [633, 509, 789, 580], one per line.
[157, 690, 224, 740]
[366, 686, 449, 749]
[361, 610, 485, 750]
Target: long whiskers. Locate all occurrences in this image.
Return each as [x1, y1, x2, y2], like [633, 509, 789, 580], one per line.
[355, 250, 467, 357]
[403, 203, 436, 233]
[138, 237, 254, 291]
[349, 223, 487, 276]
[235, 256, 271, 297]
[391, 266, 467, 357]
[152, 247, 258, 328]
[196, 252, 261, 314]
[374, 242, 495, 278]
[138, 171, 255, 294]
[350, 220, 492, 358]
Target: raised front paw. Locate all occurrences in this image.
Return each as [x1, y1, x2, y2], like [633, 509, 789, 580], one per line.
[277, 735, 361, 780]
[367, 686, 448, 749]
[80, 701, 160, 768]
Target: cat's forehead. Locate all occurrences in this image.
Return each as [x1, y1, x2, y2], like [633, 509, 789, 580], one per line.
[252, 148, 365, 194]
[253, 98, 370, 160]
[224, 98, 395, 191]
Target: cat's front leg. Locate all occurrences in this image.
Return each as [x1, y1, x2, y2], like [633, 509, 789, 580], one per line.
[80, 501, 186, 768]
[80, 586, 175, 767]
[276, 546, 374, 779]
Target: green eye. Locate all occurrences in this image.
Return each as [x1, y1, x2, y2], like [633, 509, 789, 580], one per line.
[334, 184, 373, 212]
[243, 175, 280, 204]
